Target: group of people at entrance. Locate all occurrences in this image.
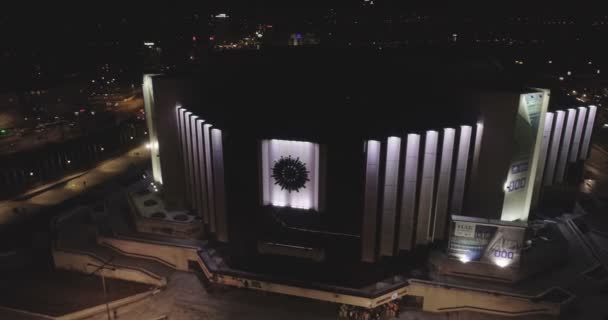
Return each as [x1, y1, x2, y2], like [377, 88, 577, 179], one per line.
[339, 301, 400, 320]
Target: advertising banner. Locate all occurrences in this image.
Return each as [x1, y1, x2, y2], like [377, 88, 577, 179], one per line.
[501, 92, 547, 221]
[448, 215, 526, 268]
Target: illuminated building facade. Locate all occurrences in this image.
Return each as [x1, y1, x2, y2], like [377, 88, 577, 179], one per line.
[143, 55, 597, 264]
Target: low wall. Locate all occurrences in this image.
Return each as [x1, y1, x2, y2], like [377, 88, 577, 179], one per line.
[408, 280, 561, 316]
[98, 236, 199, 272]
[52, 249, 166, 287]
[72, 234, 566, 317]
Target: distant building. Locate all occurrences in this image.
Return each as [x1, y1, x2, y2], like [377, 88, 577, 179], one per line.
[289, 33, 321, 46]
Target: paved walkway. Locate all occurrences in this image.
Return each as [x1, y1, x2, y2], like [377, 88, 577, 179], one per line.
[0, 270, 151, 318]
[0, 146, 149, 226]
[117, 272, 338, 320]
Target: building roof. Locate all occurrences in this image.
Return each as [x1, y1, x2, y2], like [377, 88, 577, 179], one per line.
[158, 48, 526, 141]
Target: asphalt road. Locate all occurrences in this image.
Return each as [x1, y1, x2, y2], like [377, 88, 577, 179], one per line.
[0, 145, 149, 226]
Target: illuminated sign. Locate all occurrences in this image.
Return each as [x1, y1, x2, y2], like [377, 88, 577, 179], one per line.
[448, 215, 526, 268]
[260, 139, 320, 210]
[501, 92, 548, 221]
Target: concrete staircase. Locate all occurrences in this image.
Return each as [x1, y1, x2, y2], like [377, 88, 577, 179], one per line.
[53, 237, 174, 287]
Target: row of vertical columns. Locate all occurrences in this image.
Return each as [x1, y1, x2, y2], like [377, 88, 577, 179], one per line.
[542, 105, 597, 187]
[175, 107, 228, 242]
[362, 125, 477, 261]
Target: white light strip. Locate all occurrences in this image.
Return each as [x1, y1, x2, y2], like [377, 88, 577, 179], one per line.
[203, 123, 215, 232]
[450, 125, 472, 214]
[569, 107, 587, 162]
[380, 137, 401, 256]
[555, 109, 576, 183]
[433, 128, 455, 240]
[580, 105, 597, 160]
[362, 140, 381, 262]
[399, 134, 420, 251]
[544, 110, 564, 186]
[261, 140, 270, 206]
[142, 75, 162, 184]
[416, 130, 438, 246]
[532, 112, 554, 205]
[196, 119, 209, 223]
[470, 122, 484, 188]
[185, 112, 195, 207]
[178, 108, 191, 200]
[190, 115, 200, 211]
[211, 129, 228, 242]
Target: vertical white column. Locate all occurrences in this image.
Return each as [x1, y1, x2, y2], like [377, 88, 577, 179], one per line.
[211, 129, 228, 242]
[432, 128, 455, 241]
[183, 112, 194, 207]
[190, 115, 201, 212]
[143, 76, 162, 184]
[416, 131, 438, 246]
[532, 112, 554, 206]
[450, 125, 472, 215]
[569, 107, 587, 162]
[179, 109, 192, 202]
[261, 140, 270, 206]
[544, 110, 565, 186]
[399, 134, 420, 251]
[176, 107, 184, 173]
[470, 122, 484, 187]
[380, 137, 401, 256]
[196, 119, 209, 223]
[555, 109, 576, 183]
[361, 140, 381, 263]
[204, 124, 216, 232]
[580, 105, 597, 160]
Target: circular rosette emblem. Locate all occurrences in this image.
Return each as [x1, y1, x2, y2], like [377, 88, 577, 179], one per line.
[271, 155, 310, 192]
